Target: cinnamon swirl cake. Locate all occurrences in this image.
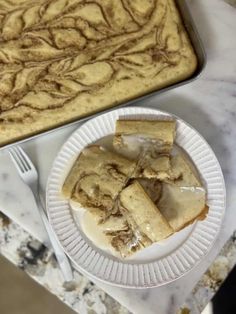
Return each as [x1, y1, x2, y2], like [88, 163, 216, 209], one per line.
[0, 0, 197, 146]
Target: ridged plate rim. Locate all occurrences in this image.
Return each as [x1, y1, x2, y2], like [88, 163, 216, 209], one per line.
[46, 107, 226, 288]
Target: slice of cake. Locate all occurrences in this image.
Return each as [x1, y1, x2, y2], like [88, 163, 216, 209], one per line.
[158, 184, 208, 231]
[136, 153, 208, 231]
[62, 145, 136, 219]
[104, 180, 173, 257]
[113, 120, 176, 157]
[119, 181, 173, 243]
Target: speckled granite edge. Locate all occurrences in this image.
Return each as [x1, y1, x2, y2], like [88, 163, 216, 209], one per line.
[0, 212, 130, 314]
[223, 0, 236, 7]
[2, 209, 236, 314]
[179, 231, 236, 314]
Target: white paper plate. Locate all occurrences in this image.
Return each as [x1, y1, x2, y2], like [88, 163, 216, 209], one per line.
[46, 107, 226, 288]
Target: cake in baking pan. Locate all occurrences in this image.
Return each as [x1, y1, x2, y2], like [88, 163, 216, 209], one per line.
[0, 0, 197, 146]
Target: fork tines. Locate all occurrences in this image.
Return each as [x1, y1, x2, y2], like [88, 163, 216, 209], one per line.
[9, 146, 31, 173]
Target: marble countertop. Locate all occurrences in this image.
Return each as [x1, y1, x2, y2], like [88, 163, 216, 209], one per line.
[0, 0, 236, 313]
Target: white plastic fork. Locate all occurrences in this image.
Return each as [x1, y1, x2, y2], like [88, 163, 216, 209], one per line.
[9, 146, 74, 283]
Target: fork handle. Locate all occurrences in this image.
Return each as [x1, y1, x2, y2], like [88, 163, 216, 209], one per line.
[33, 191, 74, 283]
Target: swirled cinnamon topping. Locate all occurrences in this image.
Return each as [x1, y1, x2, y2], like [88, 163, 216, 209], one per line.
[0, 0, 196, 146]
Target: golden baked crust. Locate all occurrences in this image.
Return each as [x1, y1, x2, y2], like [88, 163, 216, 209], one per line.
[0, 0, 197, 146]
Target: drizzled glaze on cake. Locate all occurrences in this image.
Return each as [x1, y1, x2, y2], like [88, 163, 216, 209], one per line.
[0, 0, 197, 146]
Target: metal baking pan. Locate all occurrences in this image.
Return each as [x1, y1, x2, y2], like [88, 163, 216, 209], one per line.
[0, 0, 206, 151]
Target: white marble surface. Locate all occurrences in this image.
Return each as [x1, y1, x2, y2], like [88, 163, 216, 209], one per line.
[0, 0, 236, 313]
